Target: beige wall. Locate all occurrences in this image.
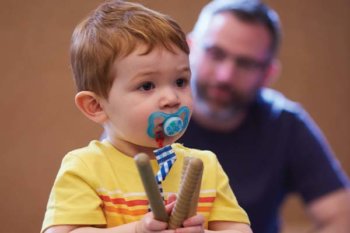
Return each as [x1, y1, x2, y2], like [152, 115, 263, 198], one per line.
[0, 1, 349, 233]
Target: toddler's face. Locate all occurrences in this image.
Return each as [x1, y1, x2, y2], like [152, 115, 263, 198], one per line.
[101, 45, 192, 155]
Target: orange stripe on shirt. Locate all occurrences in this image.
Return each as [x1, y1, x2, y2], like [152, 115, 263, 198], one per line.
[100, 195, 149, 207]
[197, 206, 213, 213]
[164, 196, 215, 204]
[104, 205, 148, 216]
[199, 197, 215, 203]
[101, 195, 215, 213]
[104, 203, 212, 215]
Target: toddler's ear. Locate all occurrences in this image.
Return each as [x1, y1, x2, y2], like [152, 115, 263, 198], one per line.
[75, 91, 107, 124]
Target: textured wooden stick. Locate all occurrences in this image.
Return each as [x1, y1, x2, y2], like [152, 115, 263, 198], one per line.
[168, 158, 203, 229]
[135, 153, 169, 222]
[181, 157, 202, 218]
[180, 157, 191, 185]
[187, 165, 202, 218]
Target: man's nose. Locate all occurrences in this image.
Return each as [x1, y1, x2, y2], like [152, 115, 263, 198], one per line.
[215, 60, 237, 83]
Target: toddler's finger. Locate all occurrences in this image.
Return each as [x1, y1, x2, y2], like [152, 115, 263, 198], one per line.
[167, 193, 177, 204]
[182, 214, 205, 227]
[173, 225, 204, 233]
[142, 213, 168, 231]
[165, 200, 176, 214]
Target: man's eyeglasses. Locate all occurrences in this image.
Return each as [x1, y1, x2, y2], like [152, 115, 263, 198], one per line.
[203, 45, 270, 72]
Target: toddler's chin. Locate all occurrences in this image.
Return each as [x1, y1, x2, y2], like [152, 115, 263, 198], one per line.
[137, 132, 184, 150]
[153, 136, 180, 148]
[163, 134, 183, 145]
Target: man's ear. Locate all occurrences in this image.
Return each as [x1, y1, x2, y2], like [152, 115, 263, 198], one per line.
[262, 59, 282, 86]
[186, 33, 193, 49]
[75, 91, 107, 124]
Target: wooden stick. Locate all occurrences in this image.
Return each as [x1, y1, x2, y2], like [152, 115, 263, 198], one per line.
[168, 157, 203, 229]
[180, 157, 191, 185]
[187, 162, 202, 218]
[134, 153, 169, 222]
[180, 157, 202, 218]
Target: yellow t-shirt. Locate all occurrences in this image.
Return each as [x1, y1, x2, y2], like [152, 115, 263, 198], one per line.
[42, 140, 249, 232]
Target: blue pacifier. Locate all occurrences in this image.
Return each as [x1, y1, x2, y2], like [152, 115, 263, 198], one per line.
[163, 116, 183, 136]
[147, 106, 190, 138]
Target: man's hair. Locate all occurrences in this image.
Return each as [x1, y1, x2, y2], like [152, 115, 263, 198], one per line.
[191, 0, 281, 57]
[70, 0, 189, 98]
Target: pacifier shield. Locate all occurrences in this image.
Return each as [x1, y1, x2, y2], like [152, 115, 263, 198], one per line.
[163, 116, 183, 136]
[147, 106, 190, 139]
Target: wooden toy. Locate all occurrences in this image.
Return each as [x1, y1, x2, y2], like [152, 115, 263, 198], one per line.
[135, 153, 203, 228]
[135, 153, 169, 222]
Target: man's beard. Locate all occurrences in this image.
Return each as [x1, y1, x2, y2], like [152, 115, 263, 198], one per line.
[193, 80, 256, 122]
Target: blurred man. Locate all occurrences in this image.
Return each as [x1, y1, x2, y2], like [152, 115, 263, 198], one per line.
[180, 0, 350, 232]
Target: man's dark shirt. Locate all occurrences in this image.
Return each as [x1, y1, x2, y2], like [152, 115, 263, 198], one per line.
[180, 88, 349, 233]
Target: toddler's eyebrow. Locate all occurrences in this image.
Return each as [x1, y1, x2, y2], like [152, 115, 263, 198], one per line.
[179, 66, 190, 72]
[176, 66, 191, 74]
[132, 66, 190, 80]
[131, 71, 161, 81]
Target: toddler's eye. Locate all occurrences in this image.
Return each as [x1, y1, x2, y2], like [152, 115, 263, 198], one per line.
[139, 82, 155, 91]
[175, 78, 188, 88]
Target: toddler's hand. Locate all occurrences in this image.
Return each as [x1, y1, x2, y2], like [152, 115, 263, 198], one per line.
[168, 194, 204, 233]
[174, 214, 205, 233]
[135, 195, 176, 233]
[136, 212, 170, 233]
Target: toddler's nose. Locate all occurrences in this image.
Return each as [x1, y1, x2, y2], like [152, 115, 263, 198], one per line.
[159, 88, 180, 109]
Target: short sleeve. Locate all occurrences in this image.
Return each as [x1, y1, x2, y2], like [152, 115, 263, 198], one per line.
[41, 153, 106, 232]
[208, 158, 250, 224]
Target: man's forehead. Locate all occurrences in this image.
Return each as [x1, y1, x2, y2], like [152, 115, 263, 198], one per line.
[204, 13, 271, 58]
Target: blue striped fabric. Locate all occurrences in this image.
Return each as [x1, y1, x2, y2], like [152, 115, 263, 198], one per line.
[154, 145, 176, 183]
